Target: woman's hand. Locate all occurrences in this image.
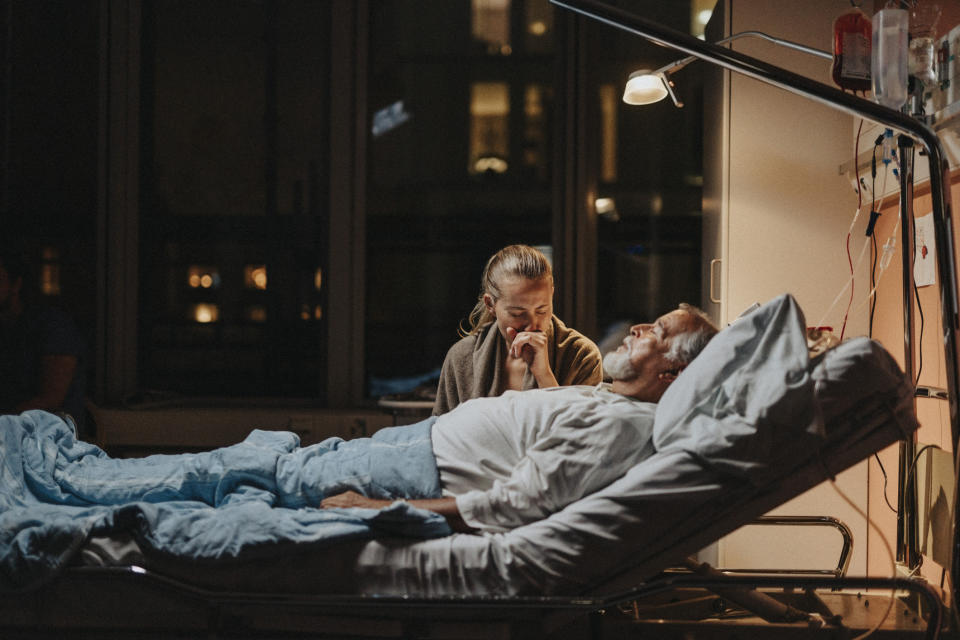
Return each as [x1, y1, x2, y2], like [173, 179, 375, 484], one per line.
[320, 490, 389, 509]
[506, 328, 558, 388]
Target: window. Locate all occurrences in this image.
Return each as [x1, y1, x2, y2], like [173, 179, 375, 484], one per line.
[586, 3, 704, 338]
[138, 0, 331, 399]
[364, 0, 556, 393]
[4, 0, 705, 409]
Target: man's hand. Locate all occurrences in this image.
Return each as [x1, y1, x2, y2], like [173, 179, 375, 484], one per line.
[320, 492, 476, 533]
[320, 490, 389, 509]
[505, 328, 558, 388]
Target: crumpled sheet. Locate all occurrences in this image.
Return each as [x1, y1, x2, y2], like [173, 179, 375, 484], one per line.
[0, 411, 449, 592]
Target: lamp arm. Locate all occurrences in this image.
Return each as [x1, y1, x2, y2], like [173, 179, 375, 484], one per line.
[654, 30, 831, 77]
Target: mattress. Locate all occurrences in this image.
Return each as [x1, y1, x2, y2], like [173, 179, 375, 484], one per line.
[72, 294, 918, 598]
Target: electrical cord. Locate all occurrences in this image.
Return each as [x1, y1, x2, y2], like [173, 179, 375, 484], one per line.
[869, 136, 882, 337]
[873, 452, 899, 513]
[830, 477, 896, 640]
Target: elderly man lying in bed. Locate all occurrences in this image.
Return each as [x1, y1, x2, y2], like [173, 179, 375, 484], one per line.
[43, 303, 717, 539]
[318, 302, 717, 533]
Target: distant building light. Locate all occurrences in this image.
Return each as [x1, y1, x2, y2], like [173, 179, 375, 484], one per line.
[528, 20, 547, 36]
[192, 303, 219, 323]
[188, 266, 220, 289]
[314, 267, 322, 291]
[474, 156, 509, 173]
[39, 245, 61, 296]
[40, 264, 61, 295]
[244, 265, 268, 290]
[245, 305, 267, 323]
[300, 304, 323, 321]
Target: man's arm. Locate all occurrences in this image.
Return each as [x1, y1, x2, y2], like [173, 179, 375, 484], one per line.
[320, 490, 475, 533]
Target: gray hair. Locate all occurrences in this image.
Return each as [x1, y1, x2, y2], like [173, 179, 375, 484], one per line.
[664, 303, 719, 365]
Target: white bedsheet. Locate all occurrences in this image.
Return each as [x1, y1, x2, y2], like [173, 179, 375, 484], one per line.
[352, 294, 917, 596]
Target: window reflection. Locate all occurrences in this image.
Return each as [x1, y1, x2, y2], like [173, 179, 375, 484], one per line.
[472, 0, 511, 54]
[524, 0, 552, 52]
[522, 84, 547, 175]
[245, 305, 267, 323]
[599, 84, 618, 183]
[243, 265, 268, 290]
[39, 246, 62, 296]
[469, 82, 510, 174]
[191, 303, 219, 323]
[187, 266, 221, 289]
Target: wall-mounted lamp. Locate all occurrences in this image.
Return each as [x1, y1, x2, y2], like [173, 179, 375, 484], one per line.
[595, 196, 620, 221]
[623, 70, 672, 106]
[623, 30, 832, 108]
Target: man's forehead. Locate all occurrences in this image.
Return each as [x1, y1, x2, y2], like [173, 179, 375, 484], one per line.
[657, 309, 694, 334]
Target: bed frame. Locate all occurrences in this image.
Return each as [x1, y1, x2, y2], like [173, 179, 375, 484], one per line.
[550, 0, 960, 634]
[1, 3, 955, 639]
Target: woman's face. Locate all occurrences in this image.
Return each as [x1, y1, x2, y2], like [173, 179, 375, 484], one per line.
[484, 276, 554, 344]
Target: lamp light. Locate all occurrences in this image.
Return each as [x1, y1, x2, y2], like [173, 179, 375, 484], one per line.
[623, 70, 669, 105]
[624, 30, 832, 107]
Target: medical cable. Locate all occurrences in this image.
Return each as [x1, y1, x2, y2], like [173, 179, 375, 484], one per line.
[911, 211, 925, 387]
[849, 173, 900, 321]
[872, 452, 898, 513]
[817, 120, 870, 333]
[837, 121, 867, 339]
[817, 228, 872, 330]
[914, 279, 925, 387]
[829, 477, 896, 640]
[869, 135, 883, 336]
[875, 443, 944, 517]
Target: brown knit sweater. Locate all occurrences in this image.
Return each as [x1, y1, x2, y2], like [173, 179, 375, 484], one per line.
[432, 315, 603, 415]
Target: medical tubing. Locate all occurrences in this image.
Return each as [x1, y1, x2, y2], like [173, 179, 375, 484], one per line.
[850, 175, 902, 319]
[840, 120, 868, 340]
[817, 120, 869, 333]
[841, 232, 856, 340]
[829, 477, 896, 640]
[816, 232, 872, 329]
[873, 452, 899, 513]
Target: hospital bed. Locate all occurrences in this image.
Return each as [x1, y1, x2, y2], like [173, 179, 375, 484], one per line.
[3, 3, 956, 638]
[0, 293, 935, 638]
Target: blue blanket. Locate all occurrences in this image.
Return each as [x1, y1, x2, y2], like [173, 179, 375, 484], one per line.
[0, 411, 450, 592]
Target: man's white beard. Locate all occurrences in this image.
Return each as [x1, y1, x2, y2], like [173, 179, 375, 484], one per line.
[603, 349, 637, 381]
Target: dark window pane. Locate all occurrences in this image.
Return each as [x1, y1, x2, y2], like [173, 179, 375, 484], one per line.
[588, 1, 704, 335]
[364, 0, 555, 394]
[138, 0, 330, 399]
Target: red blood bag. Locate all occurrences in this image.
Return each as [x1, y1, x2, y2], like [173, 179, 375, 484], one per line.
[832, 4, 872, 92]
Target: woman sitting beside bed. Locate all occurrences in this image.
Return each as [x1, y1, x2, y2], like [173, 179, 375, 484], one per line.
[433, 244, 603, 416]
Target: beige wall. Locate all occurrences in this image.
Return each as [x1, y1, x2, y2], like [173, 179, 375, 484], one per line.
[706, 0, 875, 577]
[711, 0, 960, 584]
[868, 169, 960, 581]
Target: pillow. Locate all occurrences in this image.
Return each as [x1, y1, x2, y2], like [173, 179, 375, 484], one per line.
[652, 293, 820, 485]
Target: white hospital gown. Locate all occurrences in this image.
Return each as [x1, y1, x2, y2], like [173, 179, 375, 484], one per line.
[431, 384, 657, 533]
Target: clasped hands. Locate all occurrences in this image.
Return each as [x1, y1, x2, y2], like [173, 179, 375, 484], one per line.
[505, 327, 557, 387]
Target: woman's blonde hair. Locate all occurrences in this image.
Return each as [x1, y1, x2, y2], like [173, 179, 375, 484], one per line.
[462, 244, 553, 336]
